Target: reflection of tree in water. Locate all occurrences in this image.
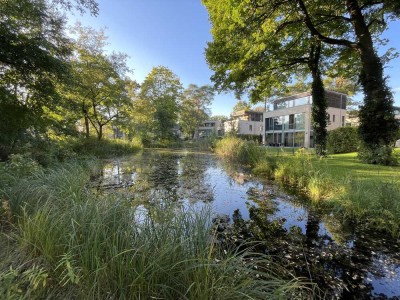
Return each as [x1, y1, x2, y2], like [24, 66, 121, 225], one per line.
[216, 188, 400, 299]
[177, 153, 214, 203]
[119, 150, 215, 204]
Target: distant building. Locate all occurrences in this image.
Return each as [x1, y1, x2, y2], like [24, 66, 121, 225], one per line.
[395, 106, 400, 126]
[263, 91, 347, 148]
[195, 120, 223, 139]
[346, 106, 400, 128]
[224, 110, 264, 137]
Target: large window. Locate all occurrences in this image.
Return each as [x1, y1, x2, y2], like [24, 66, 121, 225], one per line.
[295, 96, 309, 106]
[274, 116, 283, 130]
[289, 114, 295, 129]
[273, 96, 310, 111]
[295, 113, 305, 130]
[265, 113, 305, 131]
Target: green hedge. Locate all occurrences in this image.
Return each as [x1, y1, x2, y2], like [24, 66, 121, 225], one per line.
[327, 127, 360, 154]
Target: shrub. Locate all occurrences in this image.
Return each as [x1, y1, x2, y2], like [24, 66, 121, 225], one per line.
[358, 144, 399, 165]
[327, 127, 360, 154]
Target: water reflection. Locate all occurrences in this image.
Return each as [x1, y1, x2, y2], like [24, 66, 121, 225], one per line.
[97, 149, 400, 299]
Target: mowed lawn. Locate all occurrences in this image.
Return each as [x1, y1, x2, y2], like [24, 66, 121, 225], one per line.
[320, 150, 400, 183]
[262, 146, 400, 183]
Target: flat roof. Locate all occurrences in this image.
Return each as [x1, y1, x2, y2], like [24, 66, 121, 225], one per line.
[273, 90, 347, 104]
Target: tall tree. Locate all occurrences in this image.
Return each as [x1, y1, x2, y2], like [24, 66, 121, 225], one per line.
[180, 84, 214, 139]
[139, 66, 183, 140]
[203, 0, 334, 155]
[203, 0, 399, 160]
[293, 0, 399, 163]
[232, 100, 251, 113]
[70, 24, 132, 140]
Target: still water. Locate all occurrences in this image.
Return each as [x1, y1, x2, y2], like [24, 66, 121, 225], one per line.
[97, 149, 400, 299]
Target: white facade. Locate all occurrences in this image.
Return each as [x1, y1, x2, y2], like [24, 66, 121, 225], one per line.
[195, 120, 223, 139]
[263, 91, 347, 148]
[224, 110, 264, 137]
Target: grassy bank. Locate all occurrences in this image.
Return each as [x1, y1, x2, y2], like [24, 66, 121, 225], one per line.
[215, 137, 400, 237]
[0, 160, 315, 299]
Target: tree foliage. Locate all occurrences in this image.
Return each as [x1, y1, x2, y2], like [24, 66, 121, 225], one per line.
[232, 100, 251, 114]
[69, 24, 132, 140]
[203, 0, 333, 155]
[203, 0, 399, 162]
[292, 0, 399, 163]
[139, 66, 183, 140]
[180, 84, 214, 139]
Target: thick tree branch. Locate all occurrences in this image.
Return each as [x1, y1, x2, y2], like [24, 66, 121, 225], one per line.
[360, 1, 384, 10]
[295, 0, 358, 48]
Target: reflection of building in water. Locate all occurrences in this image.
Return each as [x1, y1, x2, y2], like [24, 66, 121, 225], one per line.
[263, 90, 347, 148]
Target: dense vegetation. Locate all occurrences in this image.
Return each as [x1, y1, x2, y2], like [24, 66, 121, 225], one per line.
[215, 136, 400, 238]
[0, 0, 217, 162]
[0, 159, 315, 299]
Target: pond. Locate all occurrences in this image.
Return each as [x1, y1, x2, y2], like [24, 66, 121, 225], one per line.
[97, 149, 400, 299]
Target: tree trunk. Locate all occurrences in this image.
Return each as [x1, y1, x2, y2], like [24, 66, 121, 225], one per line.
[97, 125, 103, 140]
[308, 42, 327, 156]
[346, 0, 397, 163]
[84, 116, 90, 138]
[82, 101, 90, 138]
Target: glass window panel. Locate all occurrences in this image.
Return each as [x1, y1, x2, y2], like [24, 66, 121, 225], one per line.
[289, 114, 294, 129]
[294, 132, 305, 147]
[283, 115, 290, 130]
[295, 113, 305, 130]
[295, 97, 309, 106]
[274, 116, 283, 130]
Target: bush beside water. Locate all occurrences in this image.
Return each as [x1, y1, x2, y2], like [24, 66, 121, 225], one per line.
[0, 161, 314, 299]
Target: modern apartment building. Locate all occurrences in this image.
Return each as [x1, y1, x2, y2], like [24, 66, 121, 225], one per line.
[224, 110, 264, 137]
[263, 91, 347, 148]
[195, 120, 223, 139]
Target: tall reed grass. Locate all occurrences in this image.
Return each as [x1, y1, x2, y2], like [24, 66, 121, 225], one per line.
[334, 179, 400, 237]
[214, 136, 262, 166]
[0, 161, 315, 299]
[71, 137, 143, 158]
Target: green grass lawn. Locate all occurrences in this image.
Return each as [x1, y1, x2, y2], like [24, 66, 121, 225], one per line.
[318, 150, 400, 183]
[262, 147, 400, 183]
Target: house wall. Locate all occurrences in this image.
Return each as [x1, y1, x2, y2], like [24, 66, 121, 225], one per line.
[327, 107, 346, 130]
[237, 120, 264, 135]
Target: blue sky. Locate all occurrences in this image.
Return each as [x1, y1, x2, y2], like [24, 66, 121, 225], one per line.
[68, 0, 400, 116]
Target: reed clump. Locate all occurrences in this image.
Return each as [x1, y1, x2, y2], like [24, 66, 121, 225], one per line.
[214, 136, 262, 166]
